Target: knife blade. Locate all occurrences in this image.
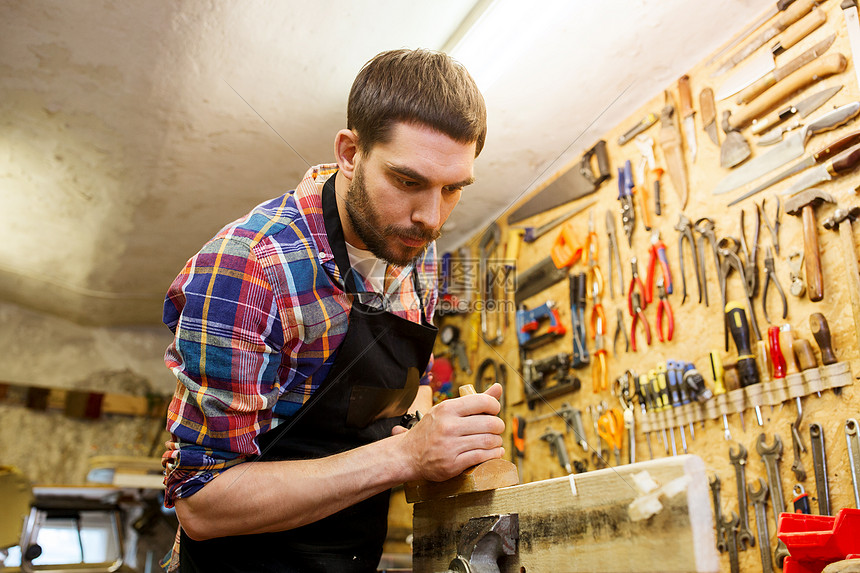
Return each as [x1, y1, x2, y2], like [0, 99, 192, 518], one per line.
[750, 84, 843, 136]
[713, 101, 860, 195]
[756, 119, 803, 146]
[780, 142, 860, 197]
[733, 34, 836, 105]
[700, 87, 719, 145]
[712, 0, 816, 77]
[678, 75, 697, 162]
[659, 92, 688, 208]
[729, 129, 860, 205]
[618, 113, 658, 146]
[706, 0, 797, 67]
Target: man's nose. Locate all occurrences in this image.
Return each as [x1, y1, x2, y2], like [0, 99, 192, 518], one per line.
[411, 189, 442, 230]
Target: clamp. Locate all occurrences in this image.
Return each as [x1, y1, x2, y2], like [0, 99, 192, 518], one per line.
[762, 246, 787, 324]
[646, 230, 673, 303]
[674, 213, 701, 304]
[656, 277, 675, 343]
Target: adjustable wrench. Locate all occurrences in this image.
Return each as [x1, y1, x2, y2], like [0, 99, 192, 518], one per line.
[809, 423, 830, 515]
[728, 443, 755, 550]
[748, 478, 774, 573]
[846, 418, 860, 508]
[756, 433, 789, 567]
[709, 474, 728, 553]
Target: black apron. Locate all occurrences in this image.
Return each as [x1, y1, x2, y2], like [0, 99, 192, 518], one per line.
[179, 176, 437, 572]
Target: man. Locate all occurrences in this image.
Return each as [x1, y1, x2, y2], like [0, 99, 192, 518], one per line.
[160, 49, 504, 572]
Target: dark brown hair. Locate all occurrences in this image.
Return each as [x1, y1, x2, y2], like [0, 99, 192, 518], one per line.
[347, 49, 487, 157]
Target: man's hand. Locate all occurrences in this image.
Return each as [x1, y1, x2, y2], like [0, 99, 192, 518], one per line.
[396, 383, 505, 482]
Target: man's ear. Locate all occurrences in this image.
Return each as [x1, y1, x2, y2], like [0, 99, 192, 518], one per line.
[334, 129, 360, 179]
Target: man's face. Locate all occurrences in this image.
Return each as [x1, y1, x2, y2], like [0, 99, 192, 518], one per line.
[344, 122, 476, 266]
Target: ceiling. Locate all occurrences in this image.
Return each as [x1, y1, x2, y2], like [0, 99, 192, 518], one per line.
[0, 0, 774, 326]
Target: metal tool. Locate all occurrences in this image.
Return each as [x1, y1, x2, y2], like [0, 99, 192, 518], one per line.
[540, 427, 573, 475]
[706, 0, 797, 67]
[756, 119, 804, 147]
[587, 403, 606, 469]
[655, 278, 674, 343]
[710, 351, 732, 441]
[748, 478, 774, 573]
[559, 403, 588, 453]
[591, 315, 608, 394]
[788, 250, 805, 297]
[605, 210, 624, 299]
[447, 513, 518, 573]
[728, 443, 755, 551]
[762, 247, 787, 324]
[701, 87, 719, 146]
[727, 302, 763, 426]
[569, 273, 589, 369]
[790, 419, 807, 483]
[659, 91, 688, 208]
[614, 373, 636, 464]
[749, 83, 842, 136]
[784, 189, 835, 302]
[781, 142, 860, 198]
[770, 7, 826, 57]
[809, 422, 830, 516]
[710, 474, 729, 553]
[479, 223, 503, 345]
[761, 196, 781, 254]
[646, 230, 673, 303]
[617, 160, 636, 247]
[720, 240, 761, 345]
[714, 102, 860, 196]
[633, 373, 654, 459]
[678, 75, 697, 162]
[618, 113, 658, 146]
[675, 214, 701, 304]
[724, 512, 741, 573]
[598, 407, 624, 465]
[823, 207, 860, 351]
[508, 141, 610, 224]
[843, 0, 860, 93]
[757, 433, 790, 567]
[695, 218, 722, 308]
[739, 206, 761, 298]
[613, 308, 629, 355]
[846, 418, 860, 508]
[516, 197, 599, 243]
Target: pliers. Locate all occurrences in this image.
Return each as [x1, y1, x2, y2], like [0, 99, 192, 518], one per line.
[739, 205, 761, 298]
[762, 246, 788, 324]
[656, 277, 674, 342]
[627, 257, 648, 316]
[592, 314, 608, 393]
[613, 308, 630, 354]
[605, 210, 624, 299]
[761, 196, 781, 256]
[646, 230, 673, 303]
[586, 210, 604, 303]
[630, 291, 652, 351]
[674, 213, 701, 305]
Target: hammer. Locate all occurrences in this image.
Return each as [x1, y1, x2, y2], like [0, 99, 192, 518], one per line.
[784, 189, 834, 302]
[823, 206, 860, 348]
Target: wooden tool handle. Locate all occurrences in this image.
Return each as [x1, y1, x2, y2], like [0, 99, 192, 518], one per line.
[459, 384, 477, 396]
[837, 222, 860, 350]
[803, 204, 825, 302]
[700, 88, 716, 127]
[775, 0, 817, 31]
[779, 329, 800, 375]
[830, 143, 860, 174]
[774, 8, 826, 53]
[813, 130, 860, 162]
[809, 312, 837, 365]
[736, 72, 778, 108]
[729, 53, 847, 130]
[678, 75, 693, 118]
[792, 338, 819, 371]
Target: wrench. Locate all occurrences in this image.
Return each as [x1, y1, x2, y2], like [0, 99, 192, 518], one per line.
[728, 443, 755, 550]
[790, 423, 807, 483]
[748, 478, 775, 573]
[756, 433, 789, 568]
[723, 512, 741, 573]
[709, 474, 728, 553]
[809, 423, 830, 516]
[846, 418, 860, 508]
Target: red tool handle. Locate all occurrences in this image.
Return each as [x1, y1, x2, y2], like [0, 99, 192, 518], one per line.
[769, 326, 787, 379]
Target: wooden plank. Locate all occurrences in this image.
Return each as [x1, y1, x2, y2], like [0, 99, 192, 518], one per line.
[412, 455, 718, 573]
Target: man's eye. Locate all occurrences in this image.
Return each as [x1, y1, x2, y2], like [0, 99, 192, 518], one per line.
[398, 178, 419, 188]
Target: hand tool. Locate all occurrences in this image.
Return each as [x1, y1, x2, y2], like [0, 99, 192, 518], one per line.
[652, 367, 674, 455]
[719, 238, 761, 345]
[728, 31, 836, 105]
[724, 512, 742, 573]
[723, 364, 747, 431]
[761, 196, 781, 254]
[756, 432, 790, 567]
[540, 427, 574, 475]
[678, 75, 697, 163]
[756, 119, 804, 147]
[809, 313, 837, 366]
[788, 250, 805, 297]
[739, 206, 761, 298]
[762, 247, 787, 324]
[729, 126, 860, 206]
[843, 0, 860, 94]
[659, 91, 689, 208]
[558, 402, 588, 452]
[515, 253, 574, 306]
[568, 273, 589, 368]
[748, 478, 775, 573]
[728, 442, 756, 551]
[598, 407, 624, 465]
[846, 418, 860, 508]
[521, 353, 581, 410]
[706, 0, 797, 67]
[794, 337, 822, 398]
[445, 513, 518, 573]
[781, 142, 860, 198]
[695, 218, 722, 308]
[700, 87, 719, 146]
[790, 420, 808, 483]
[585, 212, 604, 303]
[605, 210, 624, 299]
[772, 7, 826, 57]
[629, 291, 651, 352]
[591, 315, 608, 394]
[633, 146, 654, 231]
[675, 214, 701, 305]
[784, 188, 834, 302]
[441, 324, 472, 374]
[617, 113, 658, 146]
[512, 415, 526, 482]
[710, 351, 733, 441]
[792, 484, 811, 514]
[722, 53, 848, 134]
[508, 140, 610, 224]
[645, 230, 673, 303]
[715, 101, 860, 196]
[515, 197, 599, 243]
[632, 373, 654, 459]
[516, 301, 566, 351]
[809, 422, 830, 516]
[726, 301, 764, 426]
[652, 167, 664, 216]
[615, 375, 635, 462]
[587, 404, 606, 468]
[655, 278, 674, 343]
[613, 307, 629, 355]
[822, 207, 860, 349]
[475, 358, 507, 406]
[479, 223, 503, 345]
[667, 361, 690, 451]
[749, 83, 841, 137]
[710, 474, 729, 553]
[617, 160, 636, 247]
[712, 0, 815, 78]
[770, 325, 808, 481]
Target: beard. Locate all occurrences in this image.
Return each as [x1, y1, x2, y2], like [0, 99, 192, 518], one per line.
[344, 163, 441, 266]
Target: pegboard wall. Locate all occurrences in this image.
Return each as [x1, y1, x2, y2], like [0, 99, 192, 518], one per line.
[428, 2, 860, 571]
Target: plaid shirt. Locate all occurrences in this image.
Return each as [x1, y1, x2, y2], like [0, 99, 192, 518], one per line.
[161, 164, 437, 508]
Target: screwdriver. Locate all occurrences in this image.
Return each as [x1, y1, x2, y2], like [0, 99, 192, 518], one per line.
[512, 415, 526, 482]
[709, 351, 732, 440]
[769, 325, 802, 422]
[635, 372, 654, 459]
[726, 301, 763, 427]
[667, 359, 691, 449]
[810, 313, 840, 395]
[647, 369, 669, 455]
[656, 364, 677, 456]
[781, 324, 820, 398]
